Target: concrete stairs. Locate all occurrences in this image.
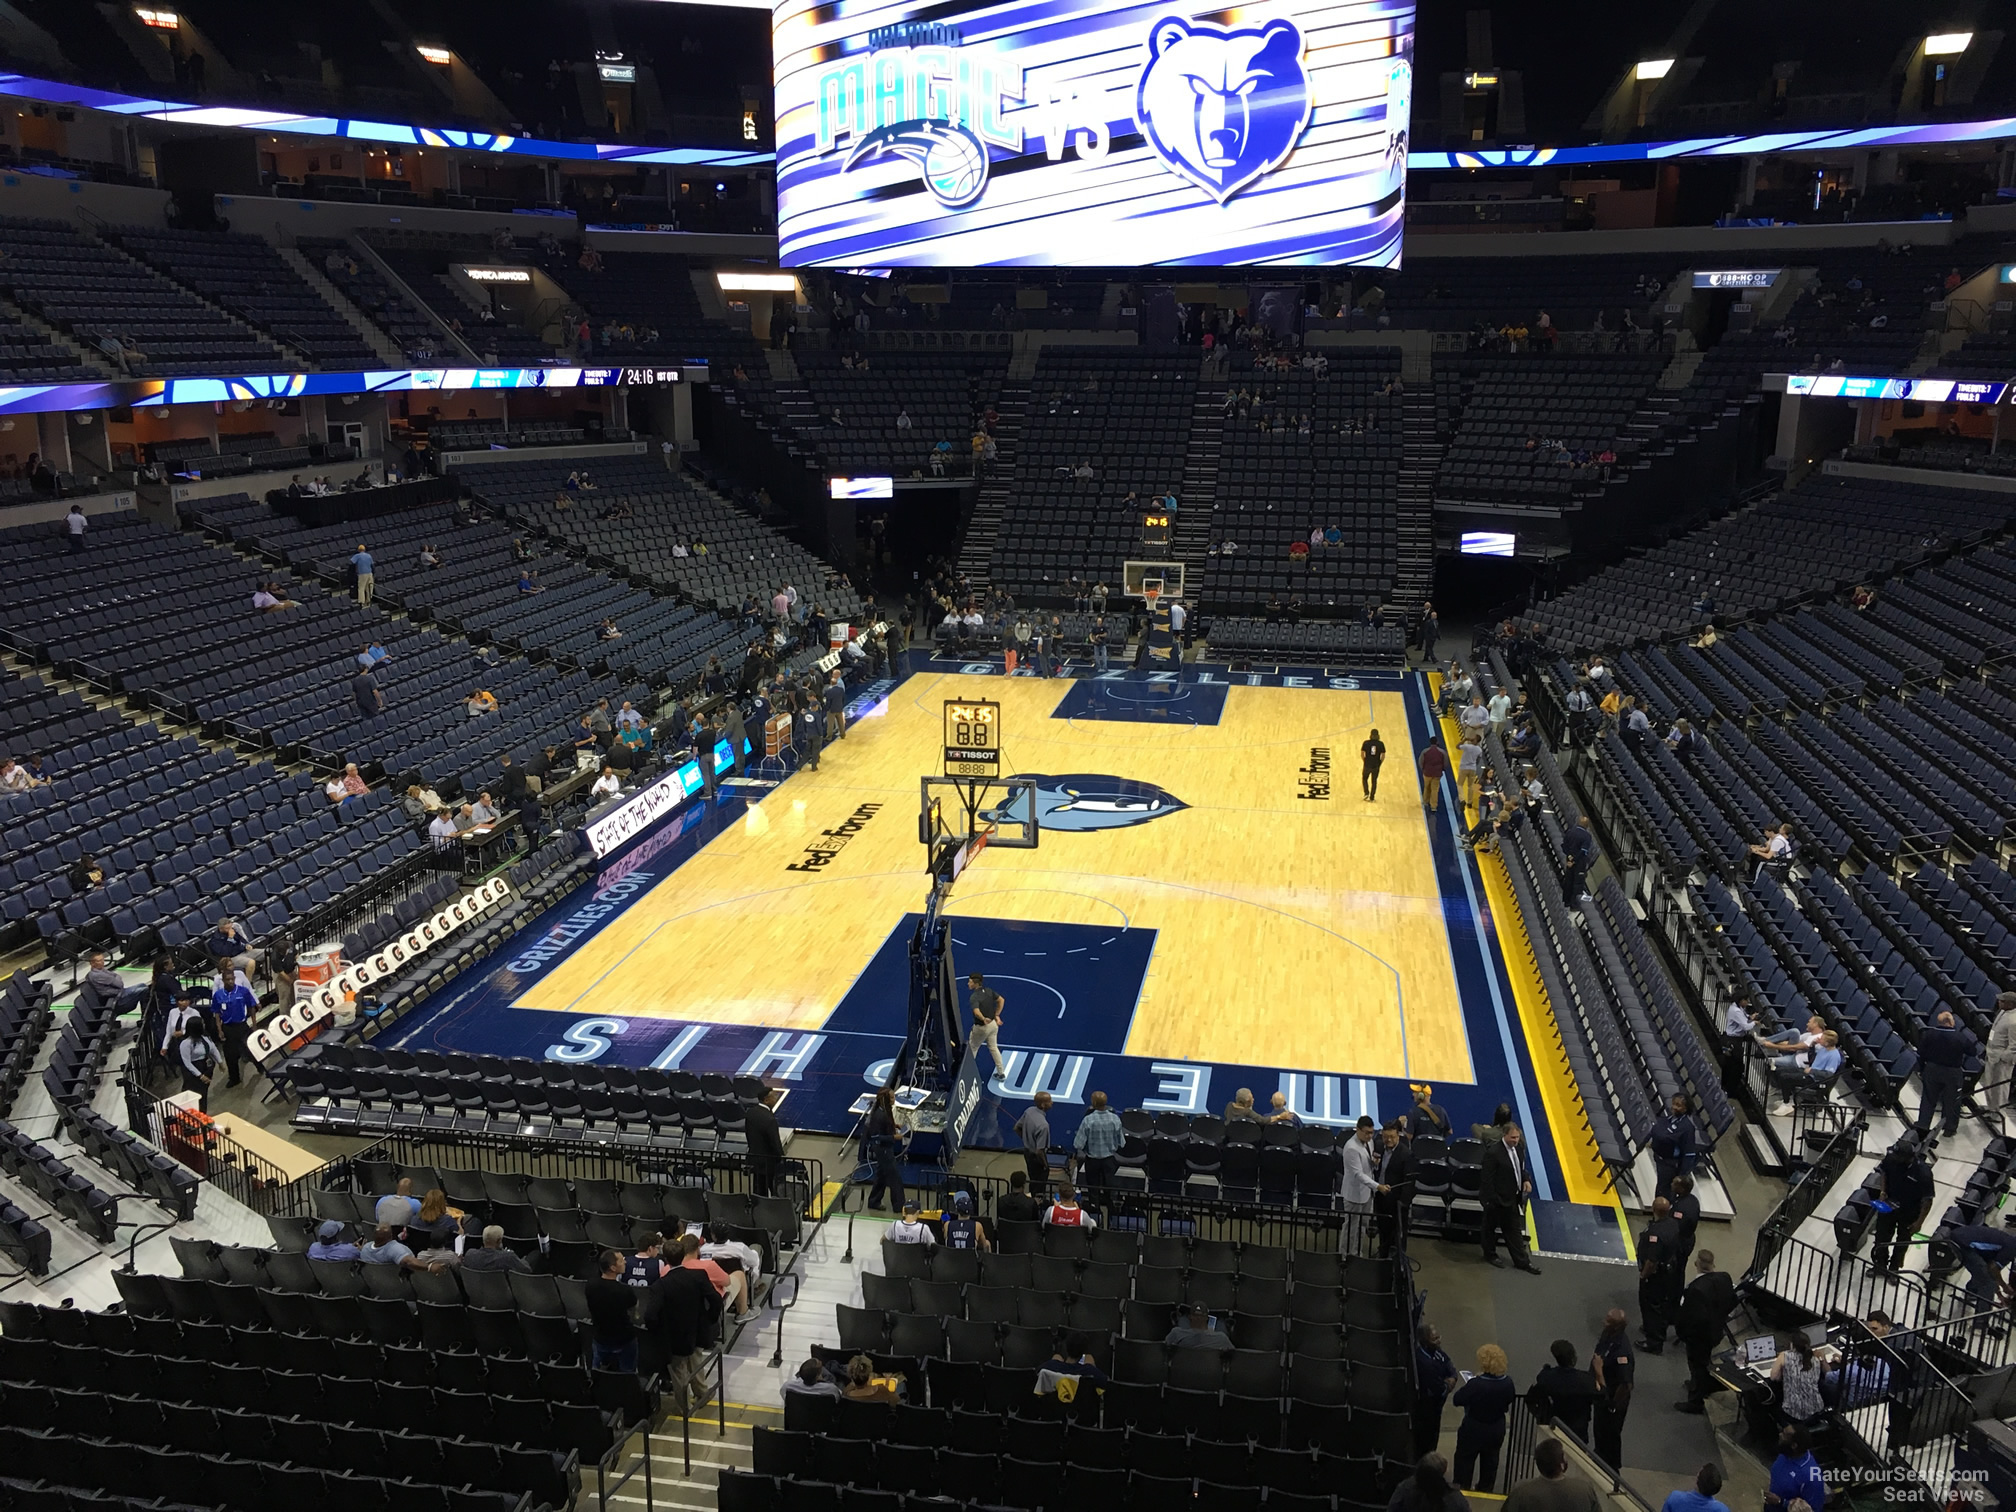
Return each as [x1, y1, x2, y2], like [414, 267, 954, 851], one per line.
[276, 245, 405, 366]
[1395, 390, 1440, 610]
[77, 213, 305, 371]
[1173, 361, 1225, 593]
[955, 380, 1029, 586]
[763, 348, 800, 382]
[1657, 335, 1705, 391]
[0, 291, 120, 378]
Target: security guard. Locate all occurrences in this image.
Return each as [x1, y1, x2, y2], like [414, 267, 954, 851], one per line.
[1914, 1009, 1976, 1140]
[1648, 1093, 1699, 1201]
[1669, 1172, 1702, 1266]
[1869, 1137, 1937, 1276]
[1636, 1196, 1684, 1354]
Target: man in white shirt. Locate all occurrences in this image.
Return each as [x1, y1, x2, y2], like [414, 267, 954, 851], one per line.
[0, 758, 37, 792]
[591, 766, 622, 800]
[427, 812, 459, 850]
[1487, 689, 1512, 737]
[1757, 1014, 1826, 1075]
[1167, 598, 1188, 648]
[1459, 697, 1490, 739]
[888, 1203, 936, 1246]
[699, 1223, 763, 1282]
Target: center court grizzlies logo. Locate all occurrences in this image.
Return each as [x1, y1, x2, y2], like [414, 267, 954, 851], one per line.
[988, 774, 1187, 832]
[1135, 15, 1311, 204]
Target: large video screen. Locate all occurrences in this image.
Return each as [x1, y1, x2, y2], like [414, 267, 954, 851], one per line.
[772, 0, 1413, 268]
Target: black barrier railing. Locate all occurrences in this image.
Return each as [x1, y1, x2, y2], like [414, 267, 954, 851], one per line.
[120, 1072, 336, 1218]
[336, 1131, 823, 1211]
[826, 1155, 1394, 1256]
[1744, 1112, 1865, 1289]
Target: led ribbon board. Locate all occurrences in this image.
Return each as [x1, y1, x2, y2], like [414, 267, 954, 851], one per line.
[772, 0, 1415, 267]
[0, 363, 693, 417]
[1784, 375, 2010, 404]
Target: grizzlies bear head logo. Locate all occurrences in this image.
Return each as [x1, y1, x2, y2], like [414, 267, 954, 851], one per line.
[988, 774, 1187, 832]
[1135, 15, 1311, 204]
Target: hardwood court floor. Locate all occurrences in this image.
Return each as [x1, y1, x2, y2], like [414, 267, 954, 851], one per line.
[514, 672, 1476, 1084]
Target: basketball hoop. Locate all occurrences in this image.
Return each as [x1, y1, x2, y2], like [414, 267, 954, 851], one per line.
[1143, 587, 1162, 612]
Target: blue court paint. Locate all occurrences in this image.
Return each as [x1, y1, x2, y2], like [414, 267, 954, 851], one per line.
[1050, 678, 1231, 726]
[823, 915, 1159, 1054]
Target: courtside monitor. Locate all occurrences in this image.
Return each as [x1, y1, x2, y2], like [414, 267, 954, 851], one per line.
[1460, 531, 1515, 558]
[772, 0, 1414, 267]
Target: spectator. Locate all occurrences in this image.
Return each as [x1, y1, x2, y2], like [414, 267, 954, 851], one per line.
[339, 763, 370, 804]
[1072, 1090, 1124, 1187]
[67, 853, 105, 893]
[466, 688, 499, 717]
[374, 1177, 422, 1229]
[357, 641, 390, 670]
[782, 1359, 841, 1401]
[1043, 1181, 1095, 1229]
[352, 667, 383, 722]
[844, 1355, 899, 1403]
[699, 1222, 764, 1284]
[674, 1230, 748, 1316]
[419, 543, 440, 569]
[997, 1169, 1042, 1224]
[1661, 1464, 1729, 1512]
[428, 811, 459, 850]
[1388, 1454, 1469, 1512]
[468, 792, 500, 826]
[0, 756, 40, 792]
[1165, 1305, 1232, 1351]
[889, 1202, 937, 1248]
[518, 569, 543, 594]
[204, 919, 258, 979]
[1503, 1438, 1601, 1512]
[410, 1189, 458, 1246]
[350, 543, 374, 605]
[308, 1220, 361, 1262]
[587, 1248, 640, 1371]
[65, 502, 86, 552]
[591, 765, 622, 800]
[460, 1222, 530, 1273]
[359, 1224, 444, 1272]
[1766, 1427, 1825, 1512]
[252, 582, 297, 612]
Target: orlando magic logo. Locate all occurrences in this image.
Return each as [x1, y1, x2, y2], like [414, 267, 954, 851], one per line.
[1135, 15, 1311, 204]
[988, 774, 1187, 832]
[845, 121, 992, 209]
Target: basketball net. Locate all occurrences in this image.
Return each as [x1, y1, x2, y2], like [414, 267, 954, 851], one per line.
[1143, 588, 1161, 612]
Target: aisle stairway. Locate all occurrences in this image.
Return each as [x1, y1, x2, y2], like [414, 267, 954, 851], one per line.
[954, 381, 1030, 589]
[1394, 389, 1439, 610]
[1174, 363, 1225, 595]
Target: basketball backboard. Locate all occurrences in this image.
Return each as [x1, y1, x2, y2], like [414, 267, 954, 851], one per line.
[1123, 560, 1185, 599]
[920, 773, 1038, 852]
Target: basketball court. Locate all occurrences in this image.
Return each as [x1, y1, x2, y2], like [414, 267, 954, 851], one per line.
[387, 649, 1604, 1234]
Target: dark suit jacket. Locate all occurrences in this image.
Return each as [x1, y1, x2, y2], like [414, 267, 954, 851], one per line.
[1375, 1144, 1415, 1207]
[743, 1100, 784, 1163]
[1480, 1142, 1530, 1209]
[1677, 1270, 1735, 1345]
